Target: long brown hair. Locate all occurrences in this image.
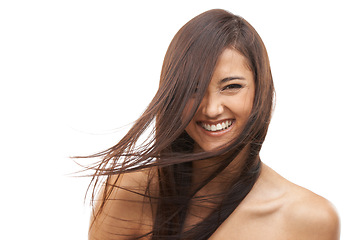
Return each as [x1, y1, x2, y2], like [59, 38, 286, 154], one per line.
[83, 9, 274, 239]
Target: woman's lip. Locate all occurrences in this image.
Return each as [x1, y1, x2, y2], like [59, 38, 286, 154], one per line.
[196, 119, 234, 125]
[196, 119, 235, 136]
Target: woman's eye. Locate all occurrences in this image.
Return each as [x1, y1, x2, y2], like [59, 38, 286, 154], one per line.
[222, 84, 243, 91]
[190, 86, 200, 98]
[193, 86, 199, 95]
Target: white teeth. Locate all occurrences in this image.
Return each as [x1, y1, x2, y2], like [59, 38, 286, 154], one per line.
[201, 120, 233, 132]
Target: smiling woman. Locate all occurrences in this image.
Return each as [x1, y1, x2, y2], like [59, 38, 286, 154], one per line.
[82, 9, 340, 240]
[185, 48, 255, 152]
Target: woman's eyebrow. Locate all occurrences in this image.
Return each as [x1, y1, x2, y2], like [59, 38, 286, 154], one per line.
[219, 76, 246, 84]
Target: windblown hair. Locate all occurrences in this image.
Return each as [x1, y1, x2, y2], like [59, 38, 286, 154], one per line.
[84, 9, 274, 239]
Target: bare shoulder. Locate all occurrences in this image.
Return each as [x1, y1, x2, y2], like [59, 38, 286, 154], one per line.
[253, 164, 340, 239]
[89, 169, 156, 240]
[208, 163, 340, 240]
[281, 181, 340, 240]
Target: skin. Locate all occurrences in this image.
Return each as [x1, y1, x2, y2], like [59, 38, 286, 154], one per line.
[209, 163, 340, 239]
[185, 48, 255, 153]
[184, 48, 255, 186]
[89, 48, 340, 239]
[89, 166, 340, 239]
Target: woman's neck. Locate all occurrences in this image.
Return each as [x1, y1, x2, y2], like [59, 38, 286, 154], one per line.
[191, 145, 249, 194]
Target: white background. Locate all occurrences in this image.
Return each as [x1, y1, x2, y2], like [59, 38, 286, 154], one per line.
[1, 0, 359, 239]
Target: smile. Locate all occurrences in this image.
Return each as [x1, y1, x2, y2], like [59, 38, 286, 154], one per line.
[200, 120, 234, 132]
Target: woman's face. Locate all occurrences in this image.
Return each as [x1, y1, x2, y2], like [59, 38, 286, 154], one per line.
[185, 48, 255, 152]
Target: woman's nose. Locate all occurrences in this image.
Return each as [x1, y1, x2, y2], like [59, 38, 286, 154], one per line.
[201, 93, 224, 119]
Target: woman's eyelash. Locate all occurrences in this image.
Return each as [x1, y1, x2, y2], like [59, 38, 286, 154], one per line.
[222, 84, 243, 90]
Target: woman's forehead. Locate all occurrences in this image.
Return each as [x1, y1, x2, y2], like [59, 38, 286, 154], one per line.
[211, 48, 253, 83]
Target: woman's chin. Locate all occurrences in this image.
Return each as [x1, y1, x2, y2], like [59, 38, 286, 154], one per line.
[196, 143, 226, 153]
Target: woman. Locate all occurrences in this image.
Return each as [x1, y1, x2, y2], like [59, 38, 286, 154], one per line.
[86, 9, 340, 239]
